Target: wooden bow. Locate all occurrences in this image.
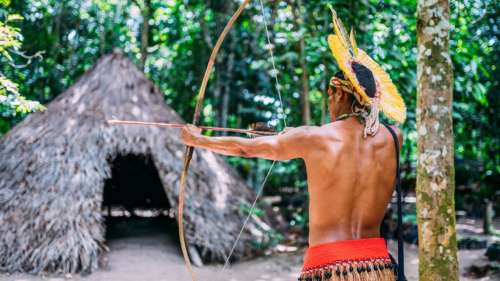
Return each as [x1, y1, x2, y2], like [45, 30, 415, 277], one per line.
[178, 1, 252, 280]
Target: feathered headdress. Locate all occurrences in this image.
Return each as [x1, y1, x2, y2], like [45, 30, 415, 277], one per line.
[327, 6, 406, 124]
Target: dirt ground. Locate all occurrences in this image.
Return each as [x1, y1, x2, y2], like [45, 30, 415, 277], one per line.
[1, 217, 498, 281]
[1, 236, 497, 281]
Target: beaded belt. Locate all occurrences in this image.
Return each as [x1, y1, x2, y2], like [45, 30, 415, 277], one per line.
[299, 237, 396, 281]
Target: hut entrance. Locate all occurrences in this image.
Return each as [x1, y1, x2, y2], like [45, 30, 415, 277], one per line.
[102, 154, 177, 246]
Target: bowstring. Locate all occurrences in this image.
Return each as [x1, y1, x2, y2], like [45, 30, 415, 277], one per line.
[258, 0, 287, 128]
[220, 161, 276, 273]
[220, 0, 287, 275]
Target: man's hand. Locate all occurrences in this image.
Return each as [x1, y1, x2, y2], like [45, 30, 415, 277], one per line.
[181, 125, 203, 146]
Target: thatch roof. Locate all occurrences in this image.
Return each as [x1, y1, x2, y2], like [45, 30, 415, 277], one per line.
[0, 53, 270, 274]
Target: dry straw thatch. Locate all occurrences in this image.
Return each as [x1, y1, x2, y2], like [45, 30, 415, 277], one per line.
[0, 53, 270, 274]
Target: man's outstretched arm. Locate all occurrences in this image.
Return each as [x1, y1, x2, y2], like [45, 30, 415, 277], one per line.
[180, 125, 317, 161]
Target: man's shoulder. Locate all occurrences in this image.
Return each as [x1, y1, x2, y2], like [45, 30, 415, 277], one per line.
[285, 125, 323, 135]
[308, 123, 344, 137]
[383, 124, 403, 148]
[282, 124, 341, 142]
[389, 124, 403, 140]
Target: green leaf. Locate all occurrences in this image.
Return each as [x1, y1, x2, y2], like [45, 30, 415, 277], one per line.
[6, 14, 23, 22]
[0, 0, 10, 7]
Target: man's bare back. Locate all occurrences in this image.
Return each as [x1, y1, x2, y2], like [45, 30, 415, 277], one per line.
[180, 117, 402, 246]
[303, 118, 402, 246]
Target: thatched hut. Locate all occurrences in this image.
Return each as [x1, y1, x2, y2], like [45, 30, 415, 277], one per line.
[0, 53, 269, 274]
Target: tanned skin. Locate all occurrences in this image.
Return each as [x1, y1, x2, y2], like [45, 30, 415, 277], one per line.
[181, 84, 402, 246]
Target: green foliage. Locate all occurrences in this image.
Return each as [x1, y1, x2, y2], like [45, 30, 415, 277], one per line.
[0, 5, 43, 124]
[1, 0, 497, 229]
[450, 0, 499, 177]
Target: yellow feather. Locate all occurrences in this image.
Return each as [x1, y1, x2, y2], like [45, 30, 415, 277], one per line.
[327, 6, 406, 123]
[328, 5, 352, 53]
[357, 49, 407, 123]
[350, 29, 359, 56]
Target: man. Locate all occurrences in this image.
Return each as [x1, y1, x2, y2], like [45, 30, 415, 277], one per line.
[181, 9, 406, 281]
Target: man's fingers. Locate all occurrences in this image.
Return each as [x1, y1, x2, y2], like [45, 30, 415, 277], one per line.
[180, 125, 202, 147]
[186, 124, 202, 134]
[180, 127, 189, 140]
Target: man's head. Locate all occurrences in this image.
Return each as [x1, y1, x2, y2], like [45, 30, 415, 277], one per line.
[327, 8, 406, 125]
[327, 65, 377, 121]
[327, 72, 354, 120]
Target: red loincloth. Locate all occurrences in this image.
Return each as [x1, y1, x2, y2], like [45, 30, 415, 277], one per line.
[299, 237, 396, 281]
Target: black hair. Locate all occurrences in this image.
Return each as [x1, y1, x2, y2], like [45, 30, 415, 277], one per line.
[351, 62, 376, 97]
[334, 71, 345, 80]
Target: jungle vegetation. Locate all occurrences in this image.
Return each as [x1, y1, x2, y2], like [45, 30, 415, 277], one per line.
[0, 0, 498, 244]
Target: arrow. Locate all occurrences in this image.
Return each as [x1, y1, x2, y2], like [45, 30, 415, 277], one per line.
[107, 119, 277, 136]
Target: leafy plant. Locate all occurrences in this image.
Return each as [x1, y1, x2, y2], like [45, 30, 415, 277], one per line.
[0, 2, 43, 122]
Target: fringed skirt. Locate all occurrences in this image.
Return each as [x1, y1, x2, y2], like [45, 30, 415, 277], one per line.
[299, 237, 396, 281]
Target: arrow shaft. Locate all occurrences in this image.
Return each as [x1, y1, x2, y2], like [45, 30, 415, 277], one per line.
[107, 119, 277, 136]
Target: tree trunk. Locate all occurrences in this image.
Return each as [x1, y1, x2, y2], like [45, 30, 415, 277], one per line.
[221, 1, 236, 133]
[299, 36, 311, 125]
[220, 40, 235, 134]
[139, 0, 151, 71]
[54, 2, 63, 48]
[291, 0, 311, 125]
[416, 1, 459, 280]
[483, 199, 499, 235]
[214, 69, 222, 126]
[99, 10, 106, 56]
[321, 68, 329, 124]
